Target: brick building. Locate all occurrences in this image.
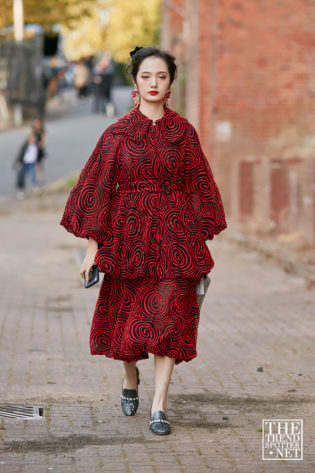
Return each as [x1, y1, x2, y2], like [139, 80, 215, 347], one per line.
[161, 0, 315, 247]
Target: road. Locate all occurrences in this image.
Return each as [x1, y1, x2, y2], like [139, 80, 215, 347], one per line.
[0, 86, 132, 203]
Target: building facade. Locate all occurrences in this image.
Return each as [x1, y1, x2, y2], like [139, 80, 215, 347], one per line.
[161, 0, 315, 247]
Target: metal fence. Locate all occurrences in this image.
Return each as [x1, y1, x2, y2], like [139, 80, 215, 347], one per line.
[0, 35, 45, 125]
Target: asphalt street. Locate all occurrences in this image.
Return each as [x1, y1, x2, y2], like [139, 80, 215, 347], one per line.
[0, 86, 132, 203]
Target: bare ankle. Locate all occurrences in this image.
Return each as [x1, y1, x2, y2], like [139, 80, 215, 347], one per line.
[151, 399, 167, 413]
[123, 363, 138, 389]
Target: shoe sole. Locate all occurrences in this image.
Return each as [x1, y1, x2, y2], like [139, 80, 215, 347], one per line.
[149, 427, 171, 435]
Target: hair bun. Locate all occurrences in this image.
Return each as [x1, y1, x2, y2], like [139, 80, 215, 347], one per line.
[129, 46, 143, 58]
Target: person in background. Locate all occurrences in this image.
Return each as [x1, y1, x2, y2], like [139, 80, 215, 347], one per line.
[73, 59, 90, 98]
[102, 55, 115, 116]
[14, 131, 40, 200]
[47, 57, 60, 100]
[32, 118, 47, 186]
[91, 55, 115, 115]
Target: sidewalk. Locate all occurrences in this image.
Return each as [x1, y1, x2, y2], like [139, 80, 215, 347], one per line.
[0, 190, 314, 473]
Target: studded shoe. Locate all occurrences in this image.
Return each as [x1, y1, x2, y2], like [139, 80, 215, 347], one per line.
[121, 366, 140, 416]
[149, 408, 171, 435]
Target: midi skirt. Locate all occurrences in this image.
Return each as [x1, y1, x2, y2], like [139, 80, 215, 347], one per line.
[89, 274, 201, 365]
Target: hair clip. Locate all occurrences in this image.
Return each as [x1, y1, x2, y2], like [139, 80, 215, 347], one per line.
[129, 46, 143, 58]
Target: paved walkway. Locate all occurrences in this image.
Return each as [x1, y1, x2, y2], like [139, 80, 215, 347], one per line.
[0, 191, 314, 473]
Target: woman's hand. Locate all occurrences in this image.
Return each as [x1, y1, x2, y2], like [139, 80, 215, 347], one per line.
[80, 238, 98, 283]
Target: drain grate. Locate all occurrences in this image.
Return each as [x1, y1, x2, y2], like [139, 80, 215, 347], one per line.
[0, 405, 45, 419]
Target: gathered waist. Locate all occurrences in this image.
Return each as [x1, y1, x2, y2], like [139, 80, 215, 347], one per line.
[116, 179, 188, 195]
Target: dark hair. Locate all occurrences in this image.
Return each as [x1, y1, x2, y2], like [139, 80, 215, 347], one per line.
[126, 46, 177, 85]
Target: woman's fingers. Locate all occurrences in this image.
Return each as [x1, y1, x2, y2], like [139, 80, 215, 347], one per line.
[80, 249, 97, 282]
[79, 265, 88, 280]
[80, 264, 93, 282]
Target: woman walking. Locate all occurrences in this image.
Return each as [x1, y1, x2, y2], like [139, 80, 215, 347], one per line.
[60, 46, 227, 435]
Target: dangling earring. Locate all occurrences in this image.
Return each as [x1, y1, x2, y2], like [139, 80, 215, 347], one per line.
[164, 90, 171, 107]
[132, 88, 140, 107]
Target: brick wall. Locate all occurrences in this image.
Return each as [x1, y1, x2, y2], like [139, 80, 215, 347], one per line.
[162, 0, 315, 246]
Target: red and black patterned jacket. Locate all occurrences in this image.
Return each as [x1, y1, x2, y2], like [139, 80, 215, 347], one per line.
[60, 104, 227, 280]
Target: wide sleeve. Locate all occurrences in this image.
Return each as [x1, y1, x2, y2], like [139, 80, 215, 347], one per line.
[185, 123, 227, 241]
[59, 128, 121, 244]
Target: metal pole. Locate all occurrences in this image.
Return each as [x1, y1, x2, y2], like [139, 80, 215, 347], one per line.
[13, 0, 24, 125]
[13, 0, 24, 42]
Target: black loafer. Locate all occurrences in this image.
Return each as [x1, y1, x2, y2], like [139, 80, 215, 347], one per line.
[149, 408, 171, 435]
[121, 366, 140, 416]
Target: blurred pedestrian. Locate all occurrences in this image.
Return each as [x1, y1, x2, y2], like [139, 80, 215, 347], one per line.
[102, 56, 115, 115]
[47, 57, 59, 100]
[73, 59, 90, 98]
[32, 118, 47, 187]
[91, 55, 115, 114]
[14, 130, 41, 200]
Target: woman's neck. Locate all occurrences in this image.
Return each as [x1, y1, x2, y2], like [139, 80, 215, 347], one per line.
[139, 101, 165, 123]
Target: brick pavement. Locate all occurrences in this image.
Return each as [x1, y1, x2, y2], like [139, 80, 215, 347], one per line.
[0, 191, 314, 473]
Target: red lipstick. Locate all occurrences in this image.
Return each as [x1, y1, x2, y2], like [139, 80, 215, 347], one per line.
[149, 91, 158, 95]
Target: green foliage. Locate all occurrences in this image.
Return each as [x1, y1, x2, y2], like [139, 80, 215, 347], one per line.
[102, 0, 161, 63]
[1, 0, 162, 68]
[63, 0, 161, 60]
[63, 174, 79, 190]
[0, 0, 98, 31]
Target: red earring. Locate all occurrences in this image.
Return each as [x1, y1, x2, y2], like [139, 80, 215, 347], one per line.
[132, 89, 140, 107]
[164, 90, 171, 106]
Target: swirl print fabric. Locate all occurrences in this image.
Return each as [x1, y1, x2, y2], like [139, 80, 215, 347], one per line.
[60, 104, 227, 364]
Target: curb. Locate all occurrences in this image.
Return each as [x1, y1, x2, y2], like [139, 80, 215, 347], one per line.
[43, 172, 80, 194]
[227, 231, 315, 290]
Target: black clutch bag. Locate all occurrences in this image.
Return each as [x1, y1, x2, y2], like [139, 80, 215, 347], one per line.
[84, 265, 99, 288]
[196, 275, 211, 309]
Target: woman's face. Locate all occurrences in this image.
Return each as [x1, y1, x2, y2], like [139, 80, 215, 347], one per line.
[135, 56, 171, 105]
